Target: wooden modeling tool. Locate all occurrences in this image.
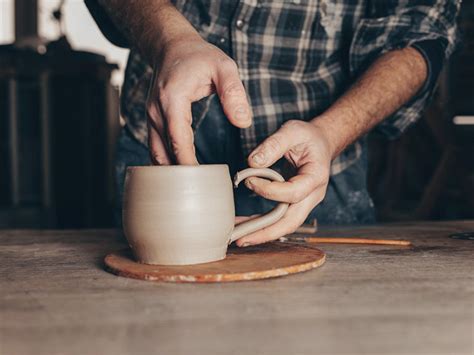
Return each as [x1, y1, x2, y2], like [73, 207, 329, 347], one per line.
[291, 219, 411, 246]
[282, 236, 411, 246]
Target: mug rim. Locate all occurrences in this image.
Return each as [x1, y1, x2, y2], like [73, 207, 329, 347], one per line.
[126, 164, 228, 170]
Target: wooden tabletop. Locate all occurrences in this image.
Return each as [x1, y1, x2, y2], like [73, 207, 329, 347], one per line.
[1, 221, 473, 355]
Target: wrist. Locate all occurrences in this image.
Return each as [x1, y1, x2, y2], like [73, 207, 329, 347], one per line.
[310, 92, 367, 159]
[310, 116, 342, 160]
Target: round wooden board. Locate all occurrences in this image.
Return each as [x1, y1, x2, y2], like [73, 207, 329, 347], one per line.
[104, 242, 326, 283]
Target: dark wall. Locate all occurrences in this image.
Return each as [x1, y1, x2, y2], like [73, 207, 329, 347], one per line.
[368, 1, 474, 221]
[0, 46, 120, 228]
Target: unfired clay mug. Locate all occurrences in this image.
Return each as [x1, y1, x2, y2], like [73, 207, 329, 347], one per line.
[122, 165, 289, 265]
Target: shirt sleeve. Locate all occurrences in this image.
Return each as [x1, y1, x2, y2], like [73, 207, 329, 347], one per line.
[411, 39, 446, 95]
[349, 0, 461, 138]
[84, 0, 129, 48]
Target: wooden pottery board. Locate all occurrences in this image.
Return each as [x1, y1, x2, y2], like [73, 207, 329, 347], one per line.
[104, 242, 326, 283]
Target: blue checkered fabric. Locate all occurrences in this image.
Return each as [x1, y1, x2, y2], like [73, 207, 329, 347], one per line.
[121, 0, 459, 175]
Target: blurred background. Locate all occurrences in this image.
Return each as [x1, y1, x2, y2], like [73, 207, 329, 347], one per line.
[0, 0, 473, 229]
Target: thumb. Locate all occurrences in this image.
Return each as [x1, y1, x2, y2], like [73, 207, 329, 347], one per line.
[214, 60, 252, 128]
[248, 129, 291, 168]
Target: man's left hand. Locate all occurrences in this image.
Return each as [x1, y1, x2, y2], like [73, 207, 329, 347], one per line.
[236, 120, 334, 247]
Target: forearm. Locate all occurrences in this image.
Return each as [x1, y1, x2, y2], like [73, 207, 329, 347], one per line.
[312, 46, 427, 158]
[97, 0, 200, 63]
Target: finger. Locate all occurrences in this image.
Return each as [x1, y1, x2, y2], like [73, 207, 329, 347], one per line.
[159, 97, 198, 165]
[214, 59, 252, 128]
[147, 105, 172, 165]
[235, 214, 260, 224]
[247, 126, 295, 168]
[235, 189, 324, 247]
[245, 173, 319, 204]
[148, 124, 172, 165]
[235, 204, 306, 247]
[245, 162, 324, 203]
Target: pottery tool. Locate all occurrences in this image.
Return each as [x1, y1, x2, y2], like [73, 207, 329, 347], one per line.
[282, 236, 411, 246]
[104, 241, 325, 283]
[292, 219, 411, 246]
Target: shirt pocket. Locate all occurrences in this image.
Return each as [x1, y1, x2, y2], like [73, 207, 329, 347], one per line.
[317, 1, 345, 38]
[305, 1, 352, 74]
[252, 1, 319, 72]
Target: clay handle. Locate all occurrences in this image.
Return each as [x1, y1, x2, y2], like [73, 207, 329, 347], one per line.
[230, 168, 289, 243]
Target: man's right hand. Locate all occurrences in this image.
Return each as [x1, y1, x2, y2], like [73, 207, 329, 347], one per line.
[95, 1, 252, 164]
[146, 34, 252, 165]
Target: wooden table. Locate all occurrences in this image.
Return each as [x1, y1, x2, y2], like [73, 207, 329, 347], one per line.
[1, 221, 473, 355]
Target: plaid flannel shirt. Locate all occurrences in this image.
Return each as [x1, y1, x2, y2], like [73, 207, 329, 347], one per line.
[120, 0, 459, 175]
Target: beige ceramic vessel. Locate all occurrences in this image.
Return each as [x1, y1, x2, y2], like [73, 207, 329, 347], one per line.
[123, 165, 288, 265]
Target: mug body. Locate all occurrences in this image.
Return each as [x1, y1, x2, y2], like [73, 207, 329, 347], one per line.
[123, 165, 235, 265]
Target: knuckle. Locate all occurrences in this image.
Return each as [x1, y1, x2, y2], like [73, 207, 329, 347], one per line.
[156, 78, 172, 95]
[222, 81, 244, 99]
[289, 177, 318, 203]
[289, 190, 305, 203]
[306, 174, 320, 189]
[219, 57, 239, 72]
[157, 83, 180, 105]
[315, 168, 330, 185]
[283, 119, 304, 131]
[264, 136, 283, 154]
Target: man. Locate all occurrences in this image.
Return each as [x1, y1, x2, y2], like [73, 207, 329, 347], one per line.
[86, 0, 459, 246]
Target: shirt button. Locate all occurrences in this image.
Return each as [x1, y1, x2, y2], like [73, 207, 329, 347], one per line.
[219, 37, 226, 44]
[236, 19, 244, 29]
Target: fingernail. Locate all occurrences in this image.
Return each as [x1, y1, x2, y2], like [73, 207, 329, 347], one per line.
[244, 177, 255, 190]
[241, 242, 250, 247]
[234, 107, 249, 122]
[251, 152, 266, 166]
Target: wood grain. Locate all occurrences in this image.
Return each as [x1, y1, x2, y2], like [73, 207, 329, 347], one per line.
[1, 221, 473, 355]
[104, 242, 326, 283]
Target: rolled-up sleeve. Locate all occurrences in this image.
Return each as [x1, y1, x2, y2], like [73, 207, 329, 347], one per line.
[84, 0, 129, 48]
[349, 0, 461, 138]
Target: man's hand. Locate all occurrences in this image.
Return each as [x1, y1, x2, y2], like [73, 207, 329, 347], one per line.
[96, 1, 252, 165]
[235, 120, 333, 247]
[147, 35, 252, 165]
[234, 47, 427, 246]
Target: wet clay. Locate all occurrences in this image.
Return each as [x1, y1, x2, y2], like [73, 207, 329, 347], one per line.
[122, 165, 288, 265]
